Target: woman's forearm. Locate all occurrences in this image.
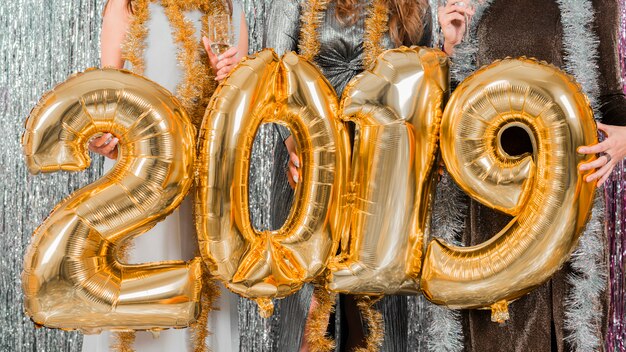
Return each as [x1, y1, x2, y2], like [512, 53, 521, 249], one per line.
[101, 0, 130, 69]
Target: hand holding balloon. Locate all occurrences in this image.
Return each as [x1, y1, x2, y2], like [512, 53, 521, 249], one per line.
[578, 122, 626, 186]
[87, 133, 118, 159]
[284, 135, 301, 189]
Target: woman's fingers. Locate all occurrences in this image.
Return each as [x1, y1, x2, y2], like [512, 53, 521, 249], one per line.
[579, 154, 608, 171]
[100, 137, 119, 155]
[216, 64, 235, 77]
[216, 58, 232, 70]
[286, 151, 301, 189]
[585, 157, 614, 184]
[578, 139, 610, 155]
[203, 37, 219, 68]
[90, 133, 112, 149]
[442, 12, 465, 26]
[87, 133, 119, 159]
[218, 46, 238, 60]
[597, 163, 616, 186]
[215, 68, 235, 81]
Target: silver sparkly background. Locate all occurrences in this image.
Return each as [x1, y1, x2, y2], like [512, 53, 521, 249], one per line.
[0, 1, 106, 351]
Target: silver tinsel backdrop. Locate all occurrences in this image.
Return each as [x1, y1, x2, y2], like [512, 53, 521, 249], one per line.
[1, 1, 105, 351]
[1, 1, 625, 352]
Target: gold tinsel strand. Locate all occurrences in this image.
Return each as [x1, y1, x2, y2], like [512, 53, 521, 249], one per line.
[122, 0, 150, 75]
[122, 0, 225, 128]
[362, 0, 389, 68]
[298, 0, 389, 65]
[160, 0, 223, 128]
[355, 296, 384, 352]
[304, 287, 337, 352]
[190, 265, 222, 352]
[111, 331, 137, 352]
[298, 0, 330, 61]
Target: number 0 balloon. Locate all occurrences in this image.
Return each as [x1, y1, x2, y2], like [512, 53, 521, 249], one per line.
[421, 58, 598, 320]
[195, 49, 349, 315]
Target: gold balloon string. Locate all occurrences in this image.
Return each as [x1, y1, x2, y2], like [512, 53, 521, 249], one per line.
[303, 287, 337, 352]
[355, 296, 384, 352]
[123, 0, 225, 128]
[190, 266, 221, 352]
[111, 331, 137, 352]
[298, 0, 389, 67]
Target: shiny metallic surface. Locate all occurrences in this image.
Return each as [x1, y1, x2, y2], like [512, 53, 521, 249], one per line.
[22, 69, 201, 332]
[422, 58, 598, 309]
[327, 46, 449, 295]
[196, 50, 346, 300]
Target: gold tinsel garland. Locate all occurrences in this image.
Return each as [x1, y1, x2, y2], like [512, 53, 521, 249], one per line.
[362, 0, 388, 68]
[116, 1, 227, 351]
[122, 0, 225, 128]
[355, 296, 384, 352]
[111, 331, 137, 352]
[298, 0, 389, 67]
[304, 287, 337, 352]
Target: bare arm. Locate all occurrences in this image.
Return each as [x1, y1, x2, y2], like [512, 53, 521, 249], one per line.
[90, 0, 130, 159]
[237, 11, 249, 58]
[100, 0, 130, 69]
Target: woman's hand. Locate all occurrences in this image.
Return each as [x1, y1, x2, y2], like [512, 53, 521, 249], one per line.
[578, 122, 626, 186]
[88, 133, 119, 159]
[284, 135, 301, 189]
[203, 37, 239, 81]
[438, 0, 475, 55]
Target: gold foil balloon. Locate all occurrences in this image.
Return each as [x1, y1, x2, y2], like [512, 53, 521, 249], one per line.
[327, 47, 449, 295]
[21, 68, 201, 333]
[420, 58, 598, 318]
[195, 49, 348, 312]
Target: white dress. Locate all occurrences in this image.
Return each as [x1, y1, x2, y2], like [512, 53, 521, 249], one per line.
[82, 3, 241, 351]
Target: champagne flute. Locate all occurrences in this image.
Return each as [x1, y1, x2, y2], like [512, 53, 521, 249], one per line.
[207, 14, 234, 56]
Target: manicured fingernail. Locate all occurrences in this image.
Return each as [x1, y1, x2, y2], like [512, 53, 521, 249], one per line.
[293, 174, 298, 183]
[294, 160, 300, 168]
[218, 55, 224, 60]
[112, 138, 119, 144]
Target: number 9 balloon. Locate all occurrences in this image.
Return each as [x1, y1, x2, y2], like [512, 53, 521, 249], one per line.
[421, 58, 598, 320]
[21, 68, 201, 333]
